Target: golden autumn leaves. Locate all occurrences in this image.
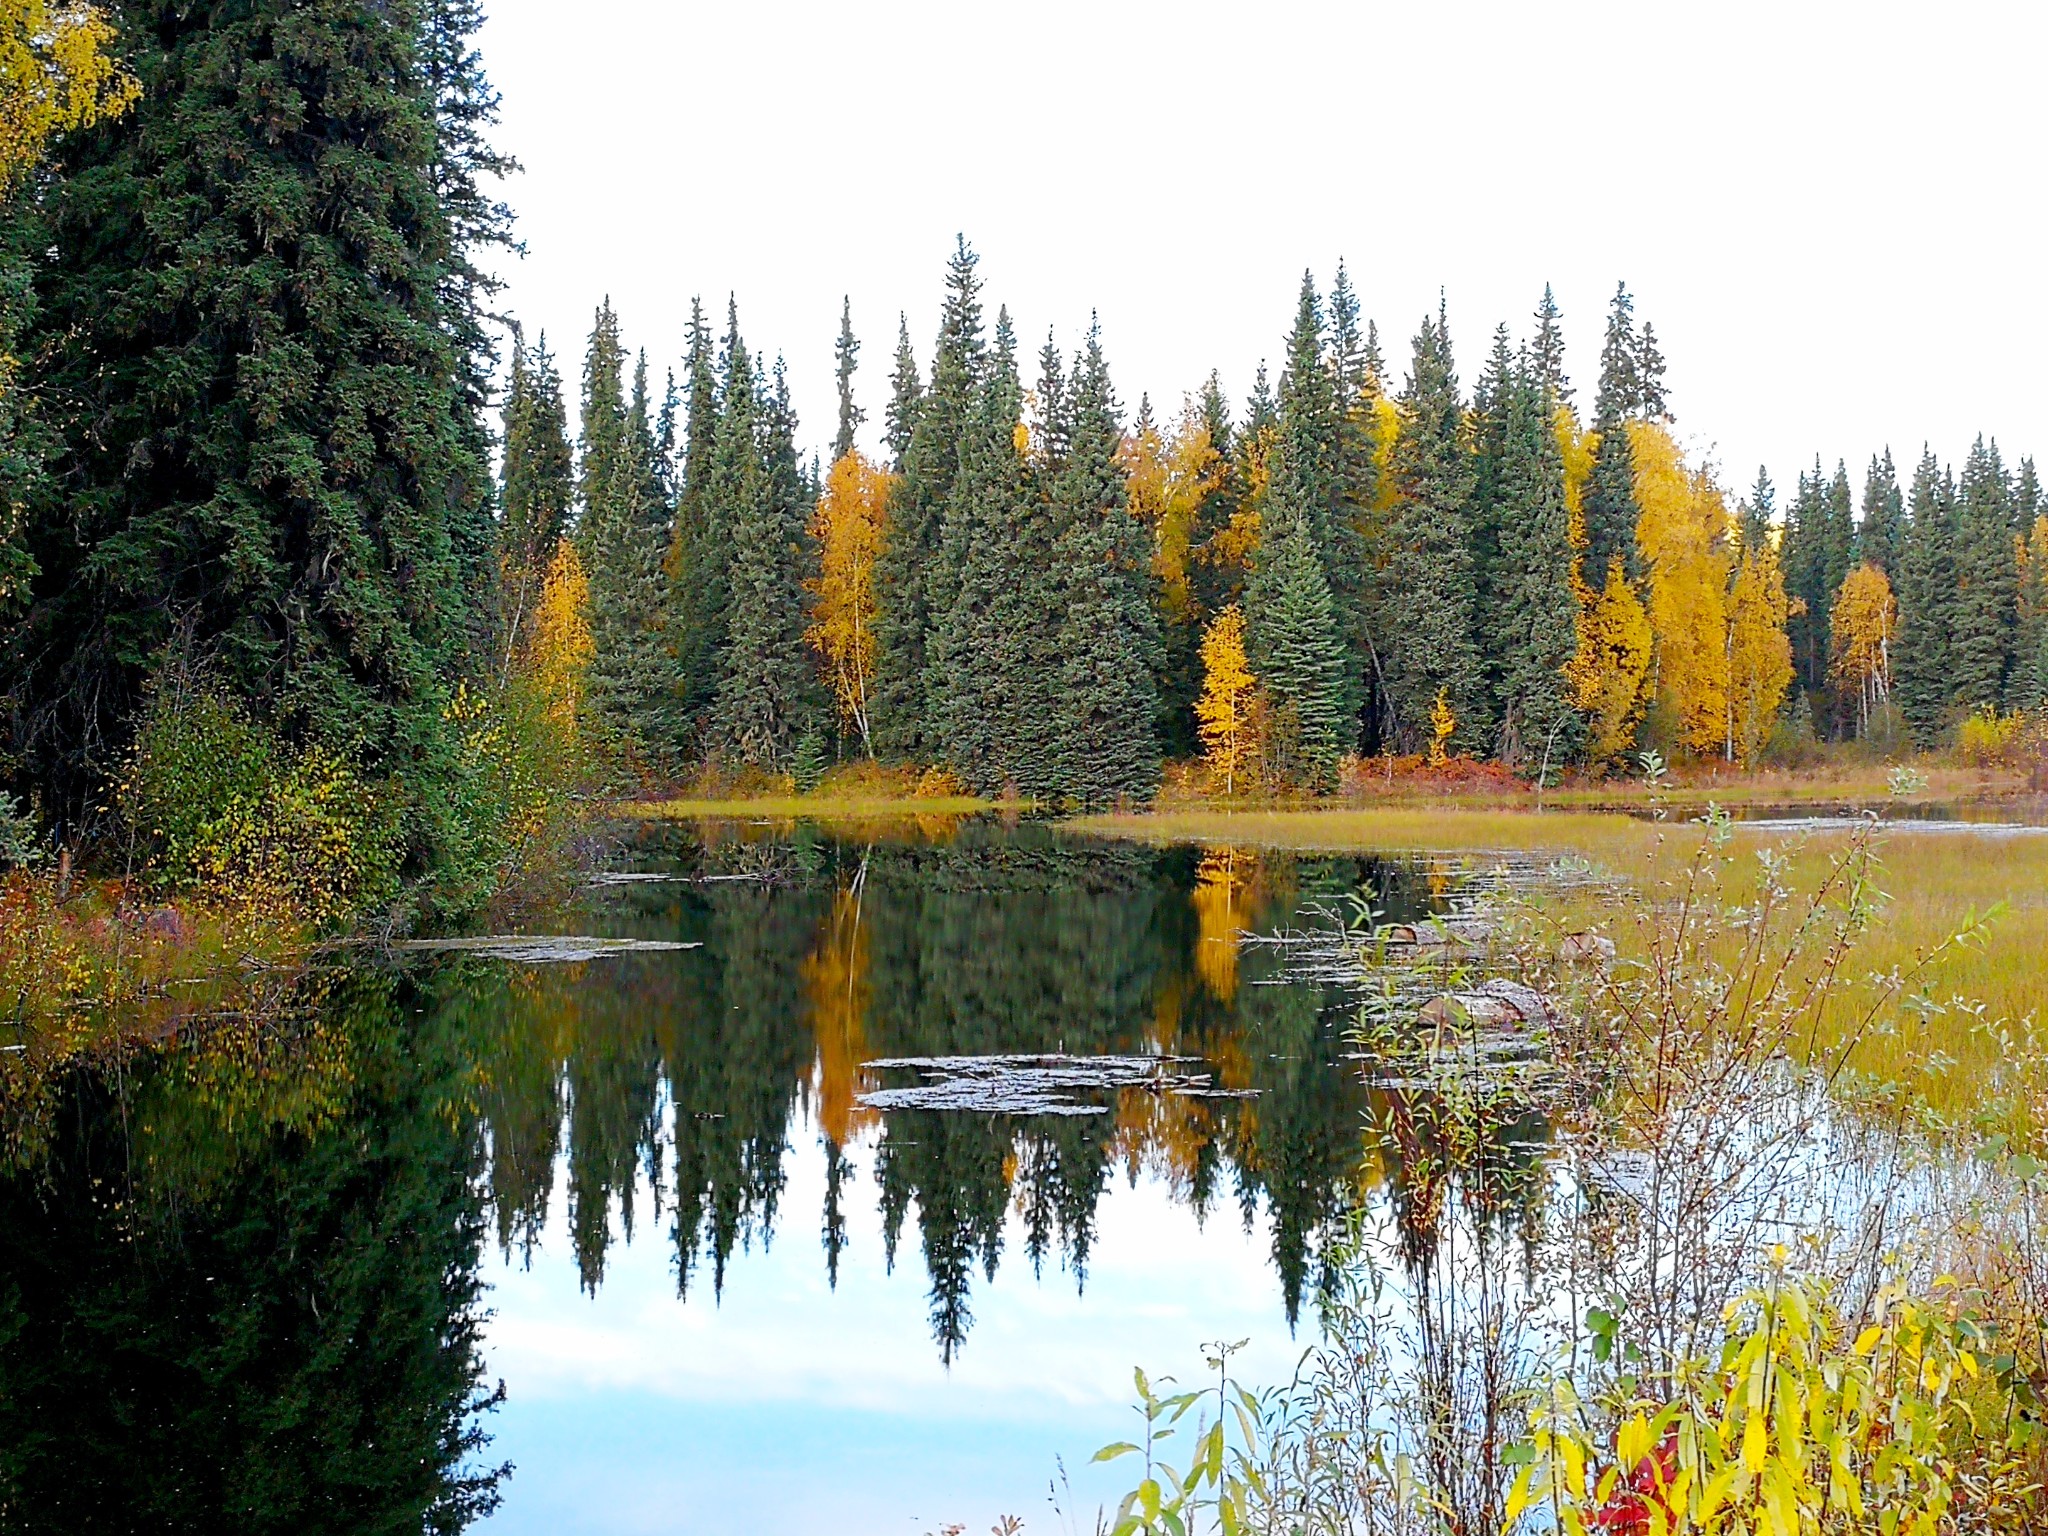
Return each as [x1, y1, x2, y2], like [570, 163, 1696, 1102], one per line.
[0, 0, 137, 192]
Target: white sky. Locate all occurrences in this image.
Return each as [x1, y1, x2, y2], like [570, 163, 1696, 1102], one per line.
[476, 0, 2047, 503]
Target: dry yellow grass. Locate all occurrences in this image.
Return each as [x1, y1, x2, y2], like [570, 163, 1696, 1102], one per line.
[1075, 805, 2048, 1142]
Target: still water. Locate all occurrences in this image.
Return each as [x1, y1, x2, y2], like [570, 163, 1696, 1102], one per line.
[0, 818, 1522, 1534]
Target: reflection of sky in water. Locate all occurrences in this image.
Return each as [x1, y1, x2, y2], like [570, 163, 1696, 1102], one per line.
[481, 1111, 1306, 1534]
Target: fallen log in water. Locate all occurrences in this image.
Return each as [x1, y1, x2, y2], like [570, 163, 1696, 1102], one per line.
[857, 1053, 1257, 1116]
[1417, 977, 1558, 1032]
[388, 935, 702, 963]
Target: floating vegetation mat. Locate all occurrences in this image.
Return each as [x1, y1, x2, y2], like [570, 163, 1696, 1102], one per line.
[389, 935, 702, 963]
[858, 1053, 1256, 1116]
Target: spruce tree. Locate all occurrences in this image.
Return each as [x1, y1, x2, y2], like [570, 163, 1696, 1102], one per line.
[871, 238, 984, 759]
[1384, 303, 1487, 752]
[1740, 467, 1775, 554]
[579, 313, 675, 759]
[1780, 461, 1829, 697]
[1243, 500, 1348, 780]
[499, 330, 573, 661]
[1273, 272, 1361, 741]
[883, 316, 921, 473]
[1329, 267, 1388, 748]
[1582, 285, 1643, 585]
[1857, 449, 1904, 575]
[8, 0, 506, 836]
[832, 296, 863, 464]
[1950, 435, 2018, 713]
[1047, 325, 1161, 805]
[928, 309, 1031, 790]
[710, 356, 815, 766]
[1466, 324, 1518, 715]
[1893, 448, 1957, 745]
[1486, 356, 1581, 766]
[1530, 284, 1571, 407]
[670, 299, 727, 744]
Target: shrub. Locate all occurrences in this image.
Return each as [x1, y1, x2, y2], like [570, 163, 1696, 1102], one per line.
[0, 795, 39, 869]
[122, 686, 402, 929]
[1958, 706, 2028, 768]
[425, 678, 576, 915]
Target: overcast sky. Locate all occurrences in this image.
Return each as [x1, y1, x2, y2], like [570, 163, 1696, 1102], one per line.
[475, 0, 2046, 504]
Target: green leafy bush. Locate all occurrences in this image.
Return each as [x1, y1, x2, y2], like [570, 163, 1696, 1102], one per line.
[122, 687, 402, 929]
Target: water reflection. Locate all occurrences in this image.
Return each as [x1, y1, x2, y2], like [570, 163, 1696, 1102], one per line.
[455, 820, 1464, 1359]
[0, 817, 1559, 1528]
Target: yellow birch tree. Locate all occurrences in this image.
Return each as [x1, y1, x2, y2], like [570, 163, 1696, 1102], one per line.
[1829, 561, 1896, 737]
[528, 537, 593, 735]
[805, 451, 894, 755]
[1728, 540, 1795, 763]
[1632, 421, 1733, 757]
[1568, 560, 1653, 768]
[1195, 605, 1256, 795]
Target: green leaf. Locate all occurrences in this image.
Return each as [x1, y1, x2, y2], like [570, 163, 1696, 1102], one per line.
[1094, 1442, 1141, 1463]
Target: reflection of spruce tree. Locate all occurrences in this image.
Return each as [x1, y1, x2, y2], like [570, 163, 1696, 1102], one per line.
[0, 974, 502, 1529]
[1226, 981, 1365, 1325]
[876, 1111, 1012, 1363]
[442, 958, 566, 1263]
[666, 881, 824, 1297]
[564, 962, 666, 1291]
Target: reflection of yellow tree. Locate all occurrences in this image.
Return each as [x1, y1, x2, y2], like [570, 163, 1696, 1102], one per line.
[802, 879, 875, 1147]
[1191, 847, 1256, 1005]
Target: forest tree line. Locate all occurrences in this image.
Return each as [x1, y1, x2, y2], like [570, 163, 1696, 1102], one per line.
[506, 241, 2048, 806]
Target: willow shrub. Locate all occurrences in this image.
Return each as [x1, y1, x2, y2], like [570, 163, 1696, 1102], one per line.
[122, 689, 403, 930]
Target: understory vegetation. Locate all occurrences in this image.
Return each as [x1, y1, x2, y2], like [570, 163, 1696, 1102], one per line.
[1085, 811, 2048, 1535]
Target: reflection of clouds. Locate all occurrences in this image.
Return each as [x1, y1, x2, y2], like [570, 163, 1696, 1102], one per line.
[483, 1124, 1305, 1424]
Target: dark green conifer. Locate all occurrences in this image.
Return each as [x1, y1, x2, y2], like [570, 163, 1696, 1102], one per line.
[1582, 284, 1643, 585]
[1739, 467, 1775, 553]
[7, 0, 509, 836]
[1950, 436, 2018, 713]
[1486, 355, 1581, 766]
[872, 238, 985, 759]
[579, 313, 675, 759]
[832, 297, 863, 464]
[711, 351, 817, 766]
[1530, 284, 1571, 406]
[498, 331, 573, 661]
[1856, 449, 1904, 575]
[883, 316, 921, 473]
[1047, 325, 1161, 805]
[1893, 448, 1957, 745]
[1384, 303, 1487, 752]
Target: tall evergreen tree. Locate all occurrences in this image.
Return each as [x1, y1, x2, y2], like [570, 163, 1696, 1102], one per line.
[710, 345, 817, 765]
[1582, 285, 1644, 586]
[1950, 435, 2018, 713]
[832, 296, 863, 465]
[872, 238, 984, 759]
[1856, 449, 1904, 575]
[1466, 325, 1518, 705]
[1486, 355, 1581, 766]
[1047, 324, 1161, 804]
[1530, 284, 1571, 407]
[1272, 272, 1362, 742]
[883, 315, 921, 473]
[6, 0, 508, 839]
[1383, 303, 1487, 752]
[498, 330, 573, 661]
[579, 312, 674, 758]
[1243, 500, 1348, 780]
[1739, 467, 1775, 554]
[1893, 448, 1957, 745]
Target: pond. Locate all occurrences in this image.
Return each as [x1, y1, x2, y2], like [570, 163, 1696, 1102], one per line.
[0, 818, 1558, 1534]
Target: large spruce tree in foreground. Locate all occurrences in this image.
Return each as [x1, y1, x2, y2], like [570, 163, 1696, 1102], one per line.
[7, 0, 504, 838]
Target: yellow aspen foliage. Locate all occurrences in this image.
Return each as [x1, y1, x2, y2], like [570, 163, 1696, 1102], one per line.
[1568, 559, 1654, 767]
[1828, 561, 1896, 735]
[527, 537, 593, 735]
[0, 0, 138, 189]
[805, 451, 894, 754]
[1194, 605, 1257, 795]
[1138, 400, 1233, 625]
[1368, 394, 1402, 516]
[802, 883, 876, 1147]
[1728, 541, 1794, 762]
[1190, 847, 1254, 1005]
[1427, 687, 1455, 768]
[1631, 420, 1732, 756]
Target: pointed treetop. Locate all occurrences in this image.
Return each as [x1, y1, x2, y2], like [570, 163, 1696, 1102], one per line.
[833, 296, 863, 464]
[1530, 283, 1570, 406]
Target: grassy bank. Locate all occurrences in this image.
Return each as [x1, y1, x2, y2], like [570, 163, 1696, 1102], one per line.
[622, 793, 1004, 819]
[1076, 803, 2048, 1142]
